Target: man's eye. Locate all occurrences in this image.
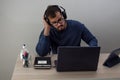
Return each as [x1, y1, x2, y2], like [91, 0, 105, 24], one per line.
[52, 22, 57, 24]
[58, 19, 62, 21]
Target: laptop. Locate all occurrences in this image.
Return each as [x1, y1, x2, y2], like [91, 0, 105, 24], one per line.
[56, 46, 101, 72]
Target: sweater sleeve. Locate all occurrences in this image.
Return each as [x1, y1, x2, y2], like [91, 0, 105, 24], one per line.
[36, 30, 51, 56]
[81, 24, 98, 46]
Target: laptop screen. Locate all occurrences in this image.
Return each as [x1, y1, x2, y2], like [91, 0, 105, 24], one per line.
[56, 46, 101, 72]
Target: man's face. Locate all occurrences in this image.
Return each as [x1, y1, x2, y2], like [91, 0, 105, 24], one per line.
[48, 12, 66, 31]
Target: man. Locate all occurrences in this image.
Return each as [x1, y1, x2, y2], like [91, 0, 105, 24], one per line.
[36, 5, 98, 56]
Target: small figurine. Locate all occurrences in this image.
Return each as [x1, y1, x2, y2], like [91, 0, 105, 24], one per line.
[20, 44, 31, 68]
[22, 51, 29, 67]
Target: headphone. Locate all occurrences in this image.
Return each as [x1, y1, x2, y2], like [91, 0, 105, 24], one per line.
[44, 5, 67, 26]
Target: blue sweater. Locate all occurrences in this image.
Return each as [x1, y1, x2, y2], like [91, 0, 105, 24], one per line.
[36, 20, 98, 56]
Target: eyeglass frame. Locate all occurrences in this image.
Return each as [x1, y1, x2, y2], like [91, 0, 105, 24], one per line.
[50, 17, 65, 26]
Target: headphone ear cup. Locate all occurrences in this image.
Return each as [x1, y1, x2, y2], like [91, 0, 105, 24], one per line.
[44, 15, 51, 26]
[62, 12, 67, 19]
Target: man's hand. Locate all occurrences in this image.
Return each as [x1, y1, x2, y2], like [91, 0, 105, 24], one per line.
[43, 17, 51, 36]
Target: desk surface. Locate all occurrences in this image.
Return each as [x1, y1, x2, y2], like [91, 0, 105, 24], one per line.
[11, 53, 120, 80]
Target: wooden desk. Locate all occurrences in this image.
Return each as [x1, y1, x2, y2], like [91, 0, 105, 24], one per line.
[11, 53, 120, 80]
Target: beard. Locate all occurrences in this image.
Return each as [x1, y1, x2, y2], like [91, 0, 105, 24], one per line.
[57, 25, 65, 31]
[53, 21, 67, 32]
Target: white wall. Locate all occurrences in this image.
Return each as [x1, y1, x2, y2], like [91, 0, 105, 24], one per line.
[0, 0, 120, 80]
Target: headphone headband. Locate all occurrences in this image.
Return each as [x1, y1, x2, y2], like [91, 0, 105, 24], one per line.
[58, 5, 67, 19]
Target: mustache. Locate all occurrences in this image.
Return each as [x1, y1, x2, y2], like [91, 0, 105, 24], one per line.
[58, 25, 63, 27]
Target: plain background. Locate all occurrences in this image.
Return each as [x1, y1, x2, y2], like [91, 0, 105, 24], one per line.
[0, 0, 120, 80]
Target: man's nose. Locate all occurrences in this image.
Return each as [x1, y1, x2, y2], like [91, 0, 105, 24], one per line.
[57, 22, 62, 26]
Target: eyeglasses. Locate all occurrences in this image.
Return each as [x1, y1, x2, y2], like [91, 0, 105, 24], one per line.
[50, 18, 64, 26]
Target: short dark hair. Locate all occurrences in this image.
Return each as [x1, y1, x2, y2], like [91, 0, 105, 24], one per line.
[44, 5, 62, 18]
